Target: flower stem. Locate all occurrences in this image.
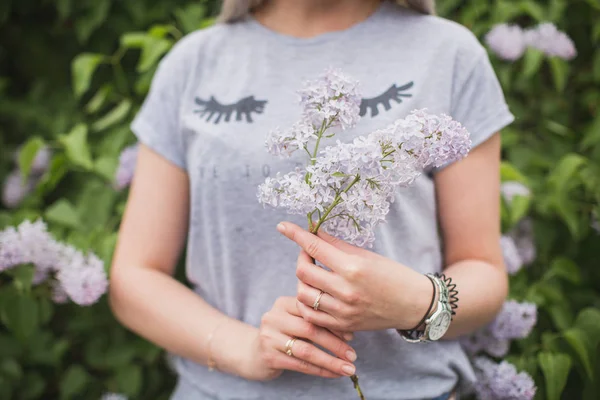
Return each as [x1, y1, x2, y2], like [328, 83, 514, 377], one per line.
[311, 174, 361, 233]
[351, 374, 366, 400]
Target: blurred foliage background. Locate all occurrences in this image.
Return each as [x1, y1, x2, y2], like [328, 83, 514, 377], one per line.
[0, 0, 599, 399]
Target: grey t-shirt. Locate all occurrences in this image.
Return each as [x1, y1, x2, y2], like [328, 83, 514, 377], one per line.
[131, 2, 514, 399]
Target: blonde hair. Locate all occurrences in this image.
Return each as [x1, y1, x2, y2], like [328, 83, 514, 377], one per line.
[218, 0, 435, 23]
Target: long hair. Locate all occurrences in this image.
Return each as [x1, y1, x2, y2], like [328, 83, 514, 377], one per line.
[218, 0, 435, 23]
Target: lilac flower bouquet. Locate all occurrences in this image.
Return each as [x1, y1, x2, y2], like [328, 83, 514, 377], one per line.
[257, 69, 471, 398]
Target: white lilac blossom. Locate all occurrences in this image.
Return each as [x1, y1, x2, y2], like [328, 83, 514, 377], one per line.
[1, 169, 37, 209]
[473, 357, 536, 400]
[115, 144, 140, 190]
[461, 300, 537, 357]
[297, 68, 361, 131]
[0, 220, 108, 305]
[500, 235, 523, 275]
[501, 181, 530, 205]
[485, 24, 527, 61]
[525, 23, 577, 60]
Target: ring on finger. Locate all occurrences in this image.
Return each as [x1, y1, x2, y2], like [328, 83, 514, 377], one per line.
[285, 337, 298, 357]
[313, 290, 325, 311]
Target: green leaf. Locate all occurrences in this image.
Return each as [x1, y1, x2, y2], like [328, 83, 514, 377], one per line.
[549, 57, 570, 92]
[18, 137, 45, 180]
[73, 0, 111, 43]
[94, 156, 118, 182]
[56, 0, 72, 20]
[519, 0, 546, 20]
[501, 162, 528, 183]
[59, 124, 93, 169]
[85, 84, 113, 114]
[538, 352, 572, 400]
[20, 372, 46, 400]
[116, 364, 143, 396]
[148, 24, 173, 38]
[77, 180, 117, 230]
[581, 115, 600, 150]
[59, 365, 90, 400]
[510, 195, 531, 226]
[12, 264, 35, 294]
[174, 4, 207, 33]
[138, 37, 173, 72]
[0, 290, 39, 342]
[548, 154, 587, 192]
[545, 257, 581, 284]
[92, 99, 132, 132]
[45, 199, 81, 228]
[563, 329, 593, 378]
[72, 53, 105, 98]
[0, 357, 22, 381]
[120, 32, 147, 48]
[522, 48, 545, 78]
[37, 155, 69, 194]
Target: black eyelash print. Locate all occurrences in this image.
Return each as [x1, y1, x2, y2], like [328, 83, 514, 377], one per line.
[194, 96, 268, 124]
[359, 81, 414, 117]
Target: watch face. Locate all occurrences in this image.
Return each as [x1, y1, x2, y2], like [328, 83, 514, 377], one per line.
[429, 311, 452, 341]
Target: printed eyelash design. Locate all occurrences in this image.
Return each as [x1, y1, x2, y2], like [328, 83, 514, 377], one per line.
[194, 96, 268, 124]
[359, 81, 414, 117]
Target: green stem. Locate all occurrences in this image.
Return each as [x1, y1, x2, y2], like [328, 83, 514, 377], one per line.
[311, 175, 361, 233]
[351, 374, 366, 400]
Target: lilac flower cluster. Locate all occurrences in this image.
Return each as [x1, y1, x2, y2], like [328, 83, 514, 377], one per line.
[473, 357, 536, 400]
[461, 300, 537, 357]
[259, 69, 471, 247]
[115, 144, 140, 190]
[485, 23, 576, 61]
[0, 220, 108, 306]
[2, 146, 52, 209]
[297, 68, 362, 131]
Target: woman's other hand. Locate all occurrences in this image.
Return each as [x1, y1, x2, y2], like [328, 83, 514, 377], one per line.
[277, 223, 432, 333]
[244, 296, 357, 381]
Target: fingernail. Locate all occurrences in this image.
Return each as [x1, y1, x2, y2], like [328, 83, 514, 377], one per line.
[346, 350, 357, 362]
[342, 364, 356, 376]
[277, 223, 286, 233]
[343, 333, 354, 341]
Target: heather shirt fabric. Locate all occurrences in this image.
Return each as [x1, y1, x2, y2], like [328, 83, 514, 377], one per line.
[130, 2, 514, 399]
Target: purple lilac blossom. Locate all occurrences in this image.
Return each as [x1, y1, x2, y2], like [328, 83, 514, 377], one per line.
[510, 219, 536, 265]
[489, 300, 537, 340]
[14, 146, 52, 175]
[500, 181, 530, 205]
[297, 68, 361, 131]
[1, 169, 37, 209]
[484, 24, 527, 61]
[500, 235, 523, 275]
[460, 330, 510, 358]
[115, 144, 140, 190]
[474, 357, 536, 400]
[0, 220, 108, 305]
[525, 23, 577, 60]
[259, 106, 471, 247]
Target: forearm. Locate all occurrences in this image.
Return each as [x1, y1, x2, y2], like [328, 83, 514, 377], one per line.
[109, 266, 258, 377]
[440, 259, 508, 338]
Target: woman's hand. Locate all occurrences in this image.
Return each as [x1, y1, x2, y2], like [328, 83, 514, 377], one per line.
[276, 222, 433, 333]
[243, 296, 358, 381]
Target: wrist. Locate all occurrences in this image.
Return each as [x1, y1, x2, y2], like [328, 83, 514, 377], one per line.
[396, 272, 435, 330]
[211, 321, 259, 378]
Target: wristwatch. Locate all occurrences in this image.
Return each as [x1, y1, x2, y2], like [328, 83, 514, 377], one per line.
[423, 274, 453, 341]
[399, 274, 453, 343]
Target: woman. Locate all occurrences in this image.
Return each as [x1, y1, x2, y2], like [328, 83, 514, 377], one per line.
[109, 0, 512, 399]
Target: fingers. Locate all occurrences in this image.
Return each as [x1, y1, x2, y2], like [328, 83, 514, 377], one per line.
[315, 228, 367, 256]
[270, 330, 356, 377]
[296, 281, 343, 316]
[296, 251, 346, 297]
[277, 222, 348, 273]
[296, 300, 343, 331]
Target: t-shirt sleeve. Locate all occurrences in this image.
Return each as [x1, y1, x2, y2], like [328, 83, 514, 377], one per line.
[451, 52, 515, 150]
[130, 41, 190, 170]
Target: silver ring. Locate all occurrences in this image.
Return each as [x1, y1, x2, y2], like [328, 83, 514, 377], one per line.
[313, 290, 325, 311]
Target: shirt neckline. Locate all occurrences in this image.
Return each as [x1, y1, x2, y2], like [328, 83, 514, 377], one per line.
[243, 1, 393, 46]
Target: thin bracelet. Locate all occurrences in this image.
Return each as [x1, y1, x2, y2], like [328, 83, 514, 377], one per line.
[206, 319, 228, 372]
[400, 274, 437, 333]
